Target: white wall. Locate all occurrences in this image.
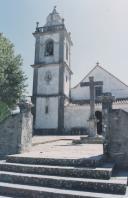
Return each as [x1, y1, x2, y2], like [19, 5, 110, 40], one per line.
[39, 33, 60, 64]
[71, 66, 128, 100]
[113, 102, 128, 112]
[64, 101, 128, 131]
[64, 104, 101, 130]
[37, 65, 59, 95]
[35, 97, 58, 129]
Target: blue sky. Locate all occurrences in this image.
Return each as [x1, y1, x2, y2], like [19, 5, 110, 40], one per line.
[1, 0, 128, 95]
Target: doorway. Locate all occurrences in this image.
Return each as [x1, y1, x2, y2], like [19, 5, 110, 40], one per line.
[95, 111, 102, 135]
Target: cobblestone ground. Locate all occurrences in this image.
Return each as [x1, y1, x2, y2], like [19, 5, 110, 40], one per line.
[20, 136, 103, 159]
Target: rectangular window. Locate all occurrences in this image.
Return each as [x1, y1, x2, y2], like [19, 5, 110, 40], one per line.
[45, 105, 48, 114]
[95, 86, 103, 98]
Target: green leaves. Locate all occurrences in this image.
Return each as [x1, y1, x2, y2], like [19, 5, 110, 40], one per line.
[0, 101, 10, 122]
[0, 34, 27, 107]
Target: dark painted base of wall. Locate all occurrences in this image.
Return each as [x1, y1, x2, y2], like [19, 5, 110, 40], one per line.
[33, 128, 88, 136]
[33, 129, 64, 136]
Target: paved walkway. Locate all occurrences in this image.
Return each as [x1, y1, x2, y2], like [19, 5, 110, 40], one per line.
[20, 136, 103, 159]
[32, 135, 84, 145]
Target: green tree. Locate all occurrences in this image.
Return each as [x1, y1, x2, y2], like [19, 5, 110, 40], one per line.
[0, 33, 27, 107]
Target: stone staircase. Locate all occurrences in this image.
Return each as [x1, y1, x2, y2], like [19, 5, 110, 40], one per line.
[0, 155, 127, 197]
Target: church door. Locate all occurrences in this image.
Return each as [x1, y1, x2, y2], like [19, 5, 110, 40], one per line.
[95, 111, 102, 135]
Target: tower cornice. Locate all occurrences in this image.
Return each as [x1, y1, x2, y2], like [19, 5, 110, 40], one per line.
[33, 26, 73, 45]
[31, 62, 73, 75]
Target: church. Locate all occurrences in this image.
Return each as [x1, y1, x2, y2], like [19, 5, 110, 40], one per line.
[32, 7, 128, 135]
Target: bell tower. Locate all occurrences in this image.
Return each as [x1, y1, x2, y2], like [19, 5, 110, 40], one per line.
[32, 7, 73, 134]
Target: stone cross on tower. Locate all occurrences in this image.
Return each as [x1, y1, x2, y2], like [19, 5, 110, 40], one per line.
[80, 76, 103, 137]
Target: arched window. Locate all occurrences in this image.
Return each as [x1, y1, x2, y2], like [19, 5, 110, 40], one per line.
[44, 40, 54, 56]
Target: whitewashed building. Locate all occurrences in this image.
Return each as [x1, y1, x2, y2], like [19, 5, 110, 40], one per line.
[32, 7, 128, 135]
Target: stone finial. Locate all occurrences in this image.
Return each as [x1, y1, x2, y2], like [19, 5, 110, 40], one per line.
[53, 6, 57, 14]
[96, 62, 100, 67]
[36, 22, 39, 32]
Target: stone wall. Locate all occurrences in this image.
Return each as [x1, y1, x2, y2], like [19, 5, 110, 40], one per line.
[108, 109, 128, 168]
[0, 111, 32, 158]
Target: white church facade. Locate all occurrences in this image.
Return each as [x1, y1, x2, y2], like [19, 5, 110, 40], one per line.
[32, 7, 128, 135]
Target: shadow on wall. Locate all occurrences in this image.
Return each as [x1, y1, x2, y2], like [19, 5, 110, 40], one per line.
[64, 127, 88, 135]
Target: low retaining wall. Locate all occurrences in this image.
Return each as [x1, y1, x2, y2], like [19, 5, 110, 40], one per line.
[0, 111, 32, 158]
[108, 109, 128, 168]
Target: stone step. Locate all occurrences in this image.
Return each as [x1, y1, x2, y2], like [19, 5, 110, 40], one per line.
[0, 182, 127, 198]
[73, 136, 104, 144]
[0, 162, 114, 180]
[0, 171, 126, 195]
[6, 155, 103, 167]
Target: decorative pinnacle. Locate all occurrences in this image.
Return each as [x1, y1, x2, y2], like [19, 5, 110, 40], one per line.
[36, 22, 39, 28]
[53, 6, 57, 13]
